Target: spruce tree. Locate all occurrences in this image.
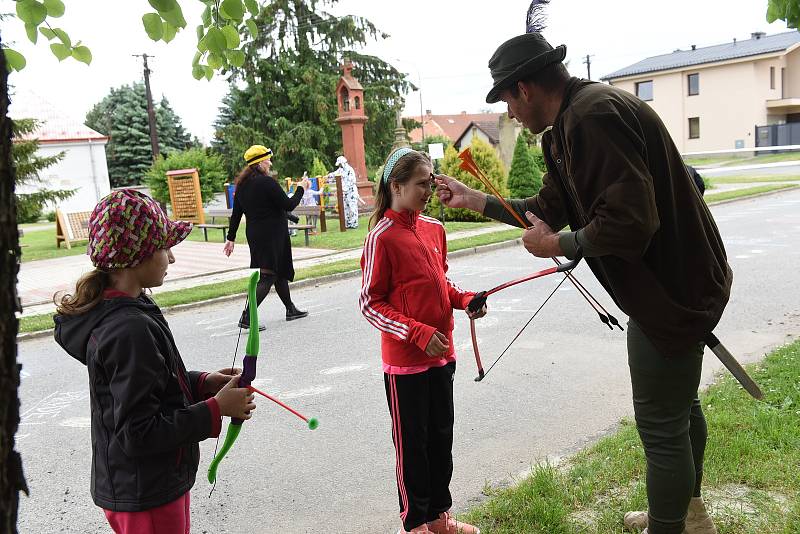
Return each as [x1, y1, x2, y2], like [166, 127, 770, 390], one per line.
[86, 83, 192, 187]
[11, 119, 73, 223]
[508, 133, 542, 199]
[212, 0, 412, 179]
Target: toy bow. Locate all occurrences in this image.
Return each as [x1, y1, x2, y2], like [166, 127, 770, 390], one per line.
[207, 272, 319, 487]
[456, 148, 622, 381]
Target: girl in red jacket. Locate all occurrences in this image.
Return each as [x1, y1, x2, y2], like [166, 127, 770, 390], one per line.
[360, 148, 486, 534]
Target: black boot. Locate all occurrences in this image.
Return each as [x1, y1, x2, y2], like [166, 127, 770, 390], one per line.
[238, 310, 266, 331]
[285, 304, 308, 321]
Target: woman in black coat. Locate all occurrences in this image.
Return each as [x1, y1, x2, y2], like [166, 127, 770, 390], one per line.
[223, 145, 310, 329]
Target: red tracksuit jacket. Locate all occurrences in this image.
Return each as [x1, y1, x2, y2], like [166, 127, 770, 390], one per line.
[360, 209, 475, 370]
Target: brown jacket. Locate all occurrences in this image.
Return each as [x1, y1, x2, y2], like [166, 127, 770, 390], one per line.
[495, 78, 732, 356]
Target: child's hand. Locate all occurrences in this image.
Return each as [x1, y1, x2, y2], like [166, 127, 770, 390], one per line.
[203, 367, 242, 396]
[425, 331, 450, 357]
[466, 304, 487, 320]
[214, 375, 256, 420]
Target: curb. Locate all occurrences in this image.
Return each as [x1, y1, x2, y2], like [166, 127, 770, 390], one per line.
[705, 184, 799, 206]
[17, 237, 522, 341]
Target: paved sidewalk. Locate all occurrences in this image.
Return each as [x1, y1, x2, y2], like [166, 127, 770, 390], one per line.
[19, 224, 512, 318]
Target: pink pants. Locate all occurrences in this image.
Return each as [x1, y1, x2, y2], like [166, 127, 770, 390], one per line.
[104, 492, 190, 534]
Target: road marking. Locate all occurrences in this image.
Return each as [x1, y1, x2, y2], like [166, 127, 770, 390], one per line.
[320, 364, 367, 375]
[60, 417, 91, 428]
[277, 385, 332, 399]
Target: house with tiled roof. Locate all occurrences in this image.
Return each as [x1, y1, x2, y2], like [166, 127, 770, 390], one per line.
[11, 92, 111, 212]
[406, 111, 521, 169]
[602, 30, 800, 152]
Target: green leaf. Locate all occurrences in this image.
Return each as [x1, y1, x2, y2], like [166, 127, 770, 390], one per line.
[246, 19, 258, 38]
[17, 0, 48, 25]
[221, 25, 240, 48]
[25, 23, 38, 44]
[49, 43, 71, 61]
[204, 27, 227, 55]
[161, 7, 186, 29]
[71, 45, 92, 65]
[196, 24, 205, 41]
[3, 48, 27, 72]
[39, 27, 57, 40]
[43, 0, 65, 17]
[219, 0, 244, 21]
[192, 63, 205, 80]
[192, 51, 202, 66]
[204, 65, 214, 81]
[52, 27, 70, 47]
[207, 53, 223, 69]
[244, 0, 258, 16]
[201, 6, 212, 26]
[162, 21, 177, 43]
[226, 49, 245, 68]
[142, 13, 164, 41]
[148, 0, 178, 12]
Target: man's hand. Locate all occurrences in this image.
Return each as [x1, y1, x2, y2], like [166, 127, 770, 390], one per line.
[425, 331, 450, 357]
[522, 211, 562, 258]
[434, 174, 486, 212]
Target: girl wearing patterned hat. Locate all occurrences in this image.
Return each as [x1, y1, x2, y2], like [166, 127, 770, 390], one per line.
[360, 148, 486, 534]
[223, 145, 311, 328]
[53, 189, 256, 534]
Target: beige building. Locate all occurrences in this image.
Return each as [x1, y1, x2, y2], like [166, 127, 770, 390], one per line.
[602, 31, 800, 152]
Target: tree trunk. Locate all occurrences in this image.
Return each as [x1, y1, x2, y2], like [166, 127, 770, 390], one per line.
[0, 30, 29, 534]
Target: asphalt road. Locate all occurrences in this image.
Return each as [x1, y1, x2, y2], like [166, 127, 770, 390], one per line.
[15, 188, 800, 533]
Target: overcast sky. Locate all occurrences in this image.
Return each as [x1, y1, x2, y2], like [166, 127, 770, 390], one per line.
[1, 0, 791, 143]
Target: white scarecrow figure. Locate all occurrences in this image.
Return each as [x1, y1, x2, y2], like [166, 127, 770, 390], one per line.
[329, 155, 363, 229]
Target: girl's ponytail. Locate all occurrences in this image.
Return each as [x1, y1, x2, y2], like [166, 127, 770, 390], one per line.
[54, 269, 111, 316]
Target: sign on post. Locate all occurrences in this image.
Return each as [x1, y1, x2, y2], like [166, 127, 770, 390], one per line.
[55, 208, 92, 249]
[166, 168, 205, 224]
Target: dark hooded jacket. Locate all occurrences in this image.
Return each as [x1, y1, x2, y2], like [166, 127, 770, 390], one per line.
[486, 78, 732, 356]
[54, 293, 220, 511]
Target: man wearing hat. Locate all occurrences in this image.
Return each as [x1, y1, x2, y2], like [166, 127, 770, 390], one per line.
[436, 33, 730, 534]
[328, 155, 364, 229]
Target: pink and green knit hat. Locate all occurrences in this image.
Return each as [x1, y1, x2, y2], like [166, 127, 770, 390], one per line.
[88, 189, 193, 270]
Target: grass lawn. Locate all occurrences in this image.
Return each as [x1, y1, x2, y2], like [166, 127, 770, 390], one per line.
[460, 340, 800, 533]
[705, 184, 799, 203]
[684, 151, 800, 167]
[19, 228, 88, 262]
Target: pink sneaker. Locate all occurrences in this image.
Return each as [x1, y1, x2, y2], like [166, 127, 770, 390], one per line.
[427, 511, 481, 534]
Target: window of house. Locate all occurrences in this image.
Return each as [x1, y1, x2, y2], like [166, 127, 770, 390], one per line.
[688, 117, 700, 139]
[688, 73, 699, 96]
[782, 67, 786, 98]
[636, 80, 653, 101]
[770, 66, 776, 90]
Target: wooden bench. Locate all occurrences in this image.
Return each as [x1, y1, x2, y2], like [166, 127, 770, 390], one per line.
[196, 223, 228, 242]
[288, 223, 315, 246]
[291, 205, 327, 233]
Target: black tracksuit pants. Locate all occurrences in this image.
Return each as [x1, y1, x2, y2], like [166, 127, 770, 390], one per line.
[384, 362, 456, 531]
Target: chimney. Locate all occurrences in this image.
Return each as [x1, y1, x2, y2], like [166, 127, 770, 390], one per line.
[425, 109, 431, 117]
[461, 111, 467, 114]
[691, 44, 696, 51]
[751, 31, 766, 40]
[733, 37, 737, 45]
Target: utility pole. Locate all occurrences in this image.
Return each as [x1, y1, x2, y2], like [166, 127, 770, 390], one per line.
[133, 53, 160, 161]
[583, 54, 594, 80]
